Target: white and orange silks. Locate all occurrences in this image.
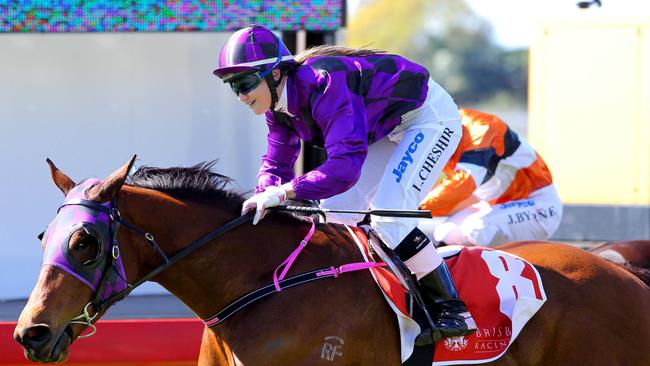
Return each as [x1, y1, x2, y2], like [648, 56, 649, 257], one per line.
[420, 108, 563, 247]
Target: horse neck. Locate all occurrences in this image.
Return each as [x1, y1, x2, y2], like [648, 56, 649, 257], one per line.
[116, 186, 311, 320]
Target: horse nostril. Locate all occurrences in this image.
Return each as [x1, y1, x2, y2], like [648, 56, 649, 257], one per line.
[20, 325, 52, 348]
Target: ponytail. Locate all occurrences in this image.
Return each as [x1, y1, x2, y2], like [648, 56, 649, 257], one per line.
[293, 45, 386, 64]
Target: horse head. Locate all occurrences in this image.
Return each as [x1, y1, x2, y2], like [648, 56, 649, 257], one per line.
[13, 156, 301, 364]
[591, 240, 650, 269]
[14, 156, 136, 363]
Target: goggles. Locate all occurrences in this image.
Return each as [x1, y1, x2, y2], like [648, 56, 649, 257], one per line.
[229, 70, 268, 96]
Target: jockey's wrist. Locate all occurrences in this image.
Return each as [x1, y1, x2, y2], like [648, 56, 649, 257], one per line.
[280, 182, 296, 200]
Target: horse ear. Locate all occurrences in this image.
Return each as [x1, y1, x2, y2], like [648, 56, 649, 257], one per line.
[87, 155, 137, 203]
[47, 158, 76, 196]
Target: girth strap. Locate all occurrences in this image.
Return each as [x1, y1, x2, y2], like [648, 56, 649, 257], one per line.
[203, 261, 385, 327]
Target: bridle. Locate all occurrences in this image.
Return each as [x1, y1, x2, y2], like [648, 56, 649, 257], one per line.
[48, 192, 253, 340]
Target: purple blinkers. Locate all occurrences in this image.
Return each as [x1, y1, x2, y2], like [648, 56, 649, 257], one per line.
[41, 179, 128, 301]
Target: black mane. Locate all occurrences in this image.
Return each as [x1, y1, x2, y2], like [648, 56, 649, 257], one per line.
[126, 160, 245, 215]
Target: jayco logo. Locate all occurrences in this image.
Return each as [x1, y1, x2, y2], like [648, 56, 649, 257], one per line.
[500, 200, 535, 209]
[392, 132, 425, 183]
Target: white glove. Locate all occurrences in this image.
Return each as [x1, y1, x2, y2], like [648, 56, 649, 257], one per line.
[241, 186, 287, 225]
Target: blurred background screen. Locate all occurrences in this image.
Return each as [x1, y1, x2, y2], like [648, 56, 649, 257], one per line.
[1, 0, 345, 32]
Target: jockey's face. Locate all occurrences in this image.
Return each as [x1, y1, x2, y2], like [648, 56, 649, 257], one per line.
[235, 77, 270, 115]
[234, 69, 282, 116]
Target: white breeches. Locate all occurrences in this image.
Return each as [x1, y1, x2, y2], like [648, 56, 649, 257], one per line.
[433, 184, 563, 247]
[320, 79, 462, 279]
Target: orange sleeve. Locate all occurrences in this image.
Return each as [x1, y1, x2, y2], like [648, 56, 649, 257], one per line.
[493, 153, 554, 204]
[420, 169, 477, 216]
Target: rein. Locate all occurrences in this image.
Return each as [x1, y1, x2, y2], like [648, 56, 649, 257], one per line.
[97, 209, 254, 310]
[64, 199, 386, 337]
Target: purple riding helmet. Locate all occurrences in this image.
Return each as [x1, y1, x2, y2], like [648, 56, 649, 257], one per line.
[41, 179, 128, 302]
[213, 25, 294, 108]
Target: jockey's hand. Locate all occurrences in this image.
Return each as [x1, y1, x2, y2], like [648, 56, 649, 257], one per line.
[241, 186, 288, 225]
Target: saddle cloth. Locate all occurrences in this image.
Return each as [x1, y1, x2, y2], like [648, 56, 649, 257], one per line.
[345, 226, 546, 365]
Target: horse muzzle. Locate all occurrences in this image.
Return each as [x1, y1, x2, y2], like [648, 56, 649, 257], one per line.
[14, 323, 72, 363]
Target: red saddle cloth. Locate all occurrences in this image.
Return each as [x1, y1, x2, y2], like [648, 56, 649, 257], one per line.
[345, 226, 547, 365]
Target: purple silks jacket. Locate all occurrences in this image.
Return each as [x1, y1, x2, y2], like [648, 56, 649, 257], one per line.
[257, 54, 430, 200]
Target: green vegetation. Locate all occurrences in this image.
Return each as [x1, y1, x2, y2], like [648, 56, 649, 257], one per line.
[347, 0, 527, 108]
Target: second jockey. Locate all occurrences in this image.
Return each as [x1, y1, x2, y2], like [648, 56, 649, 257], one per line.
[420, 108, 563, 246]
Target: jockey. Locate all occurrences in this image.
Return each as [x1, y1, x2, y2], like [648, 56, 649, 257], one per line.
[213, 25, 476, 342]
[420, 108, 563, 246]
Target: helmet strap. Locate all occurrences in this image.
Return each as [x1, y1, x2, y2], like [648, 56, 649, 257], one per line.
[265, 71, 280, 110]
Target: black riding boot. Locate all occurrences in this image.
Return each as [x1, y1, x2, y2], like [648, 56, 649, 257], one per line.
[393, 228, 476, 346]
[419, 263, 477, 339]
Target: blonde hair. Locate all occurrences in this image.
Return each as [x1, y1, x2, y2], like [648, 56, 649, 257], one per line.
[293, 45, 385, 64]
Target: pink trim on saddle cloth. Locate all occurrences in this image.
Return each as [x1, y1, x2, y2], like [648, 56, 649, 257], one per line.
[344, 225, 547, 365]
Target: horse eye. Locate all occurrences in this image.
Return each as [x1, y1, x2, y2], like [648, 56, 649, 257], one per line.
[69, 230, 102, 266]
[78, 240, 91, 249]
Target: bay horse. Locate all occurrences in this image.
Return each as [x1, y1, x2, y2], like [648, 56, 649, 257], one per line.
[14, 157, 650, 365]
[589, 240, 650, 269]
